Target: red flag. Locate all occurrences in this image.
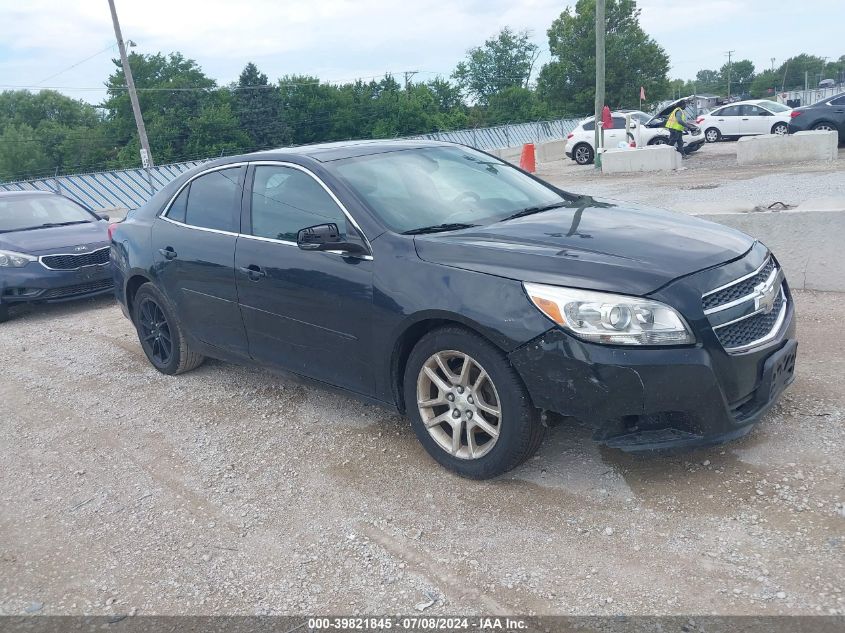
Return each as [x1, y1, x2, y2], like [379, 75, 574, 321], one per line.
[640, 86, 646, 101]
[601, 105, 613, 129]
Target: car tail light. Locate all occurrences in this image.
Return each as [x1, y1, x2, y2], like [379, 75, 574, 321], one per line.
[567, 133, 574, 139]
[790, 111, 802, 118]
[695, 116, 704, 124]
[108, 223, 119, 241]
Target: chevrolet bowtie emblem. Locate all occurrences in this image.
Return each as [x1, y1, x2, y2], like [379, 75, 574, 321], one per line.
[753, 272, 780, 315]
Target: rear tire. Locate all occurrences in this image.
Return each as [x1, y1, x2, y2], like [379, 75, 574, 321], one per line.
[403, 326, 545, 479]
[648, 136, 669, 145]
[771, 122, 788, 136]
[572, 143, 594, 165]
[0, 304, 9, 324]
[132, 283, 204, 375]
[705, 127, 721, 143]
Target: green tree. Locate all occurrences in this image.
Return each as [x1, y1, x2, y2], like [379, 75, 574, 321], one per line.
[0, 123, 51, 181]
[722, 59, 755, 95]
[103, 52, 217, 165]
[484, 86, 550, 125]
[233, 62, 283, 151]
[452, 28, 540, 105]
[776, 54, 828, 90]
[750, 70, 779, 98]
[537, 0, 670, 115]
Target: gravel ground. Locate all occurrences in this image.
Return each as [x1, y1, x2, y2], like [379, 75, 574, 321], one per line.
[537, 142, 845, 213]
[0, 290, 843, 617]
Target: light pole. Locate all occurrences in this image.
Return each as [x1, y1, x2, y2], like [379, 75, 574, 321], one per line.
[593, 0, 606, 170]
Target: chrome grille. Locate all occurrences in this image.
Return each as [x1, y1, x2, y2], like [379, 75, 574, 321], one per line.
[703, 259, 775, 312]
[703, 256, 788, 353]
[40, 247, 110, 270]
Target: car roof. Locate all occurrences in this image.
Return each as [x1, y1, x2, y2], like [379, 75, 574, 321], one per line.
[244, 138, 458, 163]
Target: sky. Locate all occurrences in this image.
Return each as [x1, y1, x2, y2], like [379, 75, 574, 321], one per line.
[1, 0, 843, 106]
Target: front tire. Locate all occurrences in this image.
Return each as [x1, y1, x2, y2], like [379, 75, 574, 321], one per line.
[403, 326, 544, 479]
[572, 143, 594, 165]
[132, 283, 204, 375]
[812, 122, 837, 132]
[705, 127, 721, 143]
[0, 304, 9, 324]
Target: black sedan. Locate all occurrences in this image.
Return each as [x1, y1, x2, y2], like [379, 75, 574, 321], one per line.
[0, 191, 113, 323]
[111, 141, 796, 479]
[788, 91, 845, 142]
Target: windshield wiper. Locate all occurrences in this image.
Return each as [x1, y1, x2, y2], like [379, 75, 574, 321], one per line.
[0, 220, 91, 233]
[402, 223, 479, 235]
[499, 201, 569, 222]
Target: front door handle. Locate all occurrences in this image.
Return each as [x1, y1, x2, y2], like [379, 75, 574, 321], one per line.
[159, 247, 177, 260]
[238, 264, 266, 281]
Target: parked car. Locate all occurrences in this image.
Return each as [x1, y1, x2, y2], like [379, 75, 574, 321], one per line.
[0, 191, 113, 323]
[112, 141, 796, 479]
[565, 98, 705, 165]
[697, 100, 792, 143]
[787, 92, 845, 143]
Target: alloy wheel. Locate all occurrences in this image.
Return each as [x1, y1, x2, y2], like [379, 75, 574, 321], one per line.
[138, 298, 173, 367]
[705, 129, 720, 142]
[772, 123, 788, 135]
[574, 146, 592, 165]
[416, 350, 501, 460]
[814, 123, 835, 132]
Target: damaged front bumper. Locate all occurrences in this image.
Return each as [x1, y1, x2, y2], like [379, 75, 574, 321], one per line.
[507, 309, 796, 451]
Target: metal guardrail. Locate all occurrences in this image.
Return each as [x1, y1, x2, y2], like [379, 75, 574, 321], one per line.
[0, 118, 582, 210]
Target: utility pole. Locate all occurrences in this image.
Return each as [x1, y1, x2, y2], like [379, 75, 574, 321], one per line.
[107, 0, 155, 193]
[725, 50, 735, 98]
[593, 0, 606, 170]
[403, 71, 418, 91]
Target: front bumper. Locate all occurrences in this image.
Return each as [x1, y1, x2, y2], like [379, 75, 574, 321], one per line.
[508, 302, 796, 452]
[0, 261, 114, 306]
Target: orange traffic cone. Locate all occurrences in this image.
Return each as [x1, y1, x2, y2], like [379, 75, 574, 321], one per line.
[519, 143, 536, 173]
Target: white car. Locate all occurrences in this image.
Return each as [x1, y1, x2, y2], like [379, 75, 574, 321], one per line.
[565, 99, 705, 165]
[697, 100, 792, 143]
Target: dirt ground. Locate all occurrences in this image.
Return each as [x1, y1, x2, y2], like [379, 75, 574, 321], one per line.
[0, 288, 842, 617]
[537, 141, 845, 214]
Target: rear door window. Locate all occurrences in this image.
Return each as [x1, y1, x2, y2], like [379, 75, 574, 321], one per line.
[183, 167, 245, 233]
[166, 186, 189, 223]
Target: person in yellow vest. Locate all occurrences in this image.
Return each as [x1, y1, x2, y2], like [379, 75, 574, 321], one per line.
[665, 98, 693, 157]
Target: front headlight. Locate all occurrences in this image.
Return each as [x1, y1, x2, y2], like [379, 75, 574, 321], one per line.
[0, 250, 37, 268]
[523, 282, 694, 346]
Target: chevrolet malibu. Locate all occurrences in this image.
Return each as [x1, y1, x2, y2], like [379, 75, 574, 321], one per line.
[1, 190, 113, 323]
[111, 141, 796, 479]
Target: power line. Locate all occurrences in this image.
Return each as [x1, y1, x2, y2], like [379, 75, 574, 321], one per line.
[34, 43, 118, 86]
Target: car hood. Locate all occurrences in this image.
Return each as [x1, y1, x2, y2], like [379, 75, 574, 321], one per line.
[0, 221, 109, 255]
[413, 197, 755, 296]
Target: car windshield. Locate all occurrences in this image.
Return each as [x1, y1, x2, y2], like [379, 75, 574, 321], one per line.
[756, 100, 789, 113]
[329, 146, 569, 233]
[0, 194, 93, 233]
[631, 112, 651, 123]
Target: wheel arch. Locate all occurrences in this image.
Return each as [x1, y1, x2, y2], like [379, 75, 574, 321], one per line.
[389, 313, 509, 414]
[124, 271, 154, 319]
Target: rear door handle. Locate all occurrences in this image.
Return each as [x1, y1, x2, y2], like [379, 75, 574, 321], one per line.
[159, 247, 177, 260]
[238, 264, 266, 280]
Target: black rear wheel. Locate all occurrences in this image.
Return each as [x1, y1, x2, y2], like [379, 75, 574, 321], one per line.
[771, 122, 788, 136]
[132, 283, 204, 375]
[705, 127, 721, 143]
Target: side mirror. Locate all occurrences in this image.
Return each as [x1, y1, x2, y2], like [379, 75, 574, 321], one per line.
[296, 223, 366, 255]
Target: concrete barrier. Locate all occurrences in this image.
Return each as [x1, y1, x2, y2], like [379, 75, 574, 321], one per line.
[489, 146, 522, 163]
[535, 140, 568, 164]
[736, 130, 838, 165]
[694, 209, 845, 292]
[600, 145, 682, 173]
